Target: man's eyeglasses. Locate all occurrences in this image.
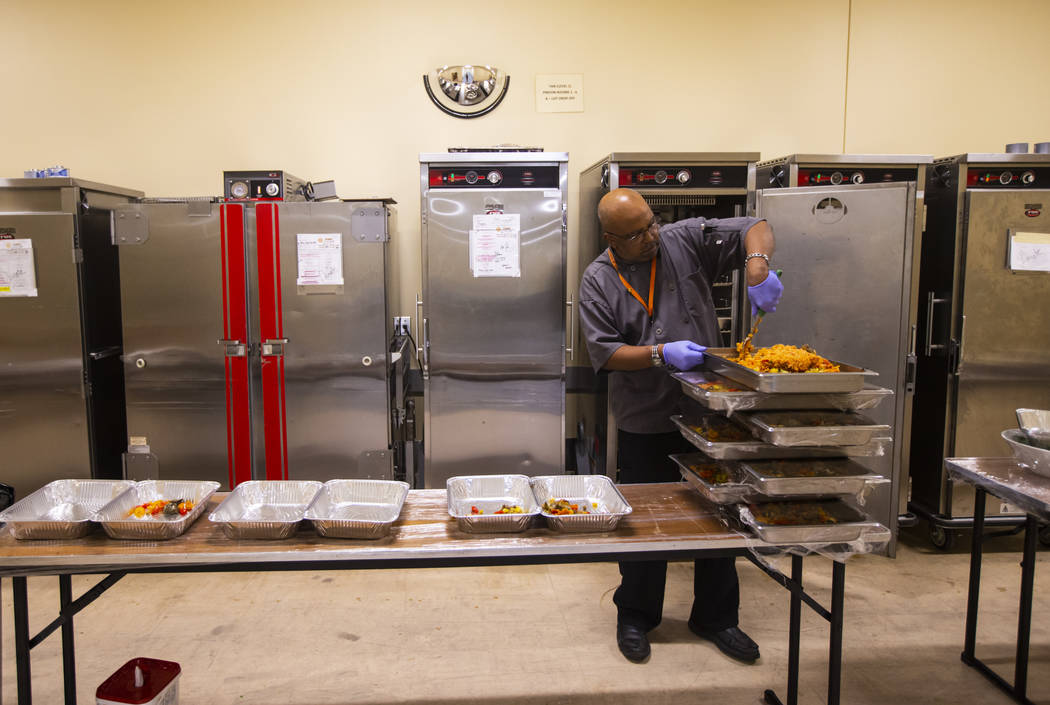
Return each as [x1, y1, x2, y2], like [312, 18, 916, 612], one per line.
[605, 216, 660, 243]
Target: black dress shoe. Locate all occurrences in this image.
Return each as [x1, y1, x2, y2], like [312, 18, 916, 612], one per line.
[688, 622, 760, 663]
[616, 622, 651, 663]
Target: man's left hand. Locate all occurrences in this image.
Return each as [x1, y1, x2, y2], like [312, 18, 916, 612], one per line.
[747, 270, 783, 317]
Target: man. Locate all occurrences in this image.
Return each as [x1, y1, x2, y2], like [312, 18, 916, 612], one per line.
[579, 188, 781, 664]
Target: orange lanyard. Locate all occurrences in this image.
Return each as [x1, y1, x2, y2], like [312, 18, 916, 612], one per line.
[608, 250, 656, 318]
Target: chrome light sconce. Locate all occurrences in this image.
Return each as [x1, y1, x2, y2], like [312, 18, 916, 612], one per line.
[423, 65, 510, 119]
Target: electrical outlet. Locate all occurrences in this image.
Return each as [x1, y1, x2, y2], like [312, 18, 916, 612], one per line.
[393, 316, 411, 336]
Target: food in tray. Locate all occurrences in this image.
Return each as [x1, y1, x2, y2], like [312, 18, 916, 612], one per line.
[469, 504, 526, 515]
[688, 416, 754, 442]
[126, 499, 194, 519]
[542, 498, 595, 515]
[745, 459, 861, 478]
[760, 412, 870, 428]
[698, 380, 746, 392]
[748, 501, 842, 526]
[687, 462, 738, 484]
[731, 343, 841, 374]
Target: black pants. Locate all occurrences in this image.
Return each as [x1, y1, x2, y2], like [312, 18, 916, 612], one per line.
[613, 429, 740, 633]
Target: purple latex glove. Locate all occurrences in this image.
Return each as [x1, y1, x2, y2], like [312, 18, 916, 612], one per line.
[748, 269, 784, 318]
[662, 341, 707, 370]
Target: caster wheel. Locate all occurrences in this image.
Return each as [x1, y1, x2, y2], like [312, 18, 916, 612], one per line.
[1039, 524, 1050, 548]
[929, 524, 955, 550]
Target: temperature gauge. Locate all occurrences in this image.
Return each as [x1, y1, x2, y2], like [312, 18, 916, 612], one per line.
[230, 181, 249, 199]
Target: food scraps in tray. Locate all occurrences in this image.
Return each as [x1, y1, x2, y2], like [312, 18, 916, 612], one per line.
[732, 343, 841, 374]
[761, 412, 870, 427]
[469, 504, 525, 515]
[698, 380, 746, 392]
[687, 462, 738, 485]
[688, 416, 754, 443]
[542, 498, 597, 515]
[126, 499, 194, 519]
[744, 459, 861, 478]
[748, 501, 840, 526]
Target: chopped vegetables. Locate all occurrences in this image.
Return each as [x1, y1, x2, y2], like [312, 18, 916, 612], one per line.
[494, 505, 524, 514]
[542, 498, 590, 515]
[126, 499, 193, 519]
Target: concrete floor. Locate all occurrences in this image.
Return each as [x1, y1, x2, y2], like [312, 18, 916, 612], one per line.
[2, 526, 1047, 705]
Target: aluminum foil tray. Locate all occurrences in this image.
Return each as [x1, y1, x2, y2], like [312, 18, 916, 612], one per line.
[673, 370, 892, 414]
[671, 415, 890, 460]
[702, 347, 877, 393]
[738, 459, 876, 498]
[96, 480, 219, 540]
[669, 454, 751, 505]
[531, 475, 632, 533]
[0, 480, 135, 540]
[737, 498, 876, 543]
[305, 479, 409, 539]
[447, 475, 540, 533]
[740, 411, 890, 447]
[209, 480, 323, 539]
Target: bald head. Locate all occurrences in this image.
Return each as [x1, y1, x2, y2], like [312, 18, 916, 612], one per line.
[598, 188, 651, 234]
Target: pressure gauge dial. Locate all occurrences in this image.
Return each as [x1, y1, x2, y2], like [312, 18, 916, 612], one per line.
[265, 182, 281, 197]
[230, 181, 249, 199]
[465, 170, 479, 184]
[654, 169, 668, 184]
[830, 171, 844, 185]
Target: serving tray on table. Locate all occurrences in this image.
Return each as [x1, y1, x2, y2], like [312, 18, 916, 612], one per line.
[670, 454, 751, 505]
[305, 479, 410, 539]
[733, 498, 877, 543]
[446, 475, 540, 533]
[737, 458, 878, 498]
[96, 480, 219, 540]
[531, 475, 632, 533]
[0, 480, 136, 540]
[209, 481, 323, 539]
[702, 347, 877, 394]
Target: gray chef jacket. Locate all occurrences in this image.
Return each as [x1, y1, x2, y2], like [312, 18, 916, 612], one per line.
[579, 216, 762, 433]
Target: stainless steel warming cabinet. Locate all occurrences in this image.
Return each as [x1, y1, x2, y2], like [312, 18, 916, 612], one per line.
[910, 151, 1050, 548]
[0, 178, 143, 500]
[576, 153, 758, 477]
[754, 154, 930, 549]
[419, 151, 569, 488]
[115, 183, 395, 488]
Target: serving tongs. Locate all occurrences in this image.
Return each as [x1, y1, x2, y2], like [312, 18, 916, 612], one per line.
[1016, 408, 1050, 447]
[737, 269, 783, 357]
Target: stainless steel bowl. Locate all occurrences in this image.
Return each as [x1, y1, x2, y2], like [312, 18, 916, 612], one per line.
[1016, 408, 1050, 445]
[1001, 429, 1050, 478]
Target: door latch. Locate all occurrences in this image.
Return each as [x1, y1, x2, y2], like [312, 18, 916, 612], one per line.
[218, 339, 248, 357]
[261, 338, 289, 356]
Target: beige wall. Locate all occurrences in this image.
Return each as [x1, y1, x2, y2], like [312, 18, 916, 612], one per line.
[2, 0, 1047, 315]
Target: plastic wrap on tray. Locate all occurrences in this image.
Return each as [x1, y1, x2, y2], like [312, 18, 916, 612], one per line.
[670, 454, 751, 504]
[531, 475, 632, 533]
[208, 480, 323, 539]
[447, 475, 540, 533]
[738, 458, 879, 498]
[673, 370, 893, 416]
[671, 414, 891, 460]
[739, 411, 891, 447]
[0, 480, 136, 540]
[95, 480, 219, 540]
[734, 498, 882, 544]
[702, 347, 876, 393]
[305, 479, 409, 539]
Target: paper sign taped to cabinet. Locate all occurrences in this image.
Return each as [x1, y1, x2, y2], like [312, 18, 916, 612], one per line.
[470, 213, 520, 277]
[0, 238, 38, 297]
[1008, 230, 1050, 272]
[296, 233, 344, 286]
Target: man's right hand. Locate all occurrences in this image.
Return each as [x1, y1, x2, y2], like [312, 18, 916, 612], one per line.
[662, 341, 706, 370]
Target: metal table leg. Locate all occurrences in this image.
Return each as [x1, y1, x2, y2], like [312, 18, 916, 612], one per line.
[785, 554, 802, 705]
[1014, 515, 1037, 700]
[12, 577, 31, 705]
[963, 488, 986, 659]
[60, 576, 76, 705]
[828, 560, 845, 705]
